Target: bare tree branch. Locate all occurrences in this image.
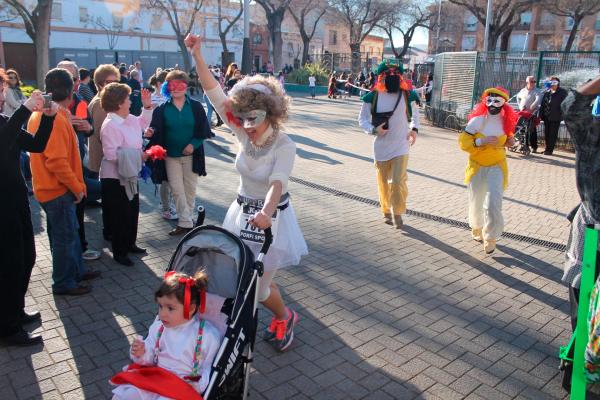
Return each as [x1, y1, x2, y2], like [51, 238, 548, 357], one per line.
[448, 0, 538, 51]
[546, 0, 600, 52]
[289, 0, 327, 65]
[145, 0, 204, 71]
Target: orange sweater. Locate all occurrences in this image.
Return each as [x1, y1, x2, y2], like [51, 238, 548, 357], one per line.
[27, 108, 86, 203]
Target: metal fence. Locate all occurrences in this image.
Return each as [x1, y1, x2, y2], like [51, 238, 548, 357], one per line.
[426, 51, 600, 149]
[309, 52, 381, 74]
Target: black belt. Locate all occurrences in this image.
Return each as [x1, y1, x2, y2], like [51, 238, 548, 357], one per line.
[237, 193, 290, 211]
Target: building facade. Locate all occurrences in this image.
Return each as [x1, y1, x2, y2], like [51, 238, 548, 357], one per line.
[0, 0, 244, 80]
[428, 2, 600, 54]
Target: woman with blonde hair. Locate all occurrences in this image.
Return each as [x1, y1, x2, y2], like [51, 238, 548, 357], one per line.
[185, 33, 308, 352]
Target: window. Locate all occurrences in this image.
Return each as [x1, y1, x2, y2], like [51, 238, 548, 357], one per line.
[596, 12, 600, 30]
[594, 34, 600, 51]
[539, 11, 554, 27]
[79, 6, 88, 23]
[565, 16, 574, 30]
[329, 30, 337, 45]
[287, 42, 294, 57]
[464, 13, 477, 31]
[519, 11, 531, 28]
[151, 14, 162, 30]
[51, 2, 62, 20]
[253, 33, 262, 44]
[369, 47, 373, 55]
[509, 33, 528, 51]
[461, 35, 476, 50]
[112, 15, 123, 29]
[535, 34, 554, 50]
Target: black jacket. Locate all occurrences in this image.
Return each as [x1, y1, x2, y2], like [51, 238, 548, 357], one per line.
[147, 97, 213, 184]
[541, 87, 568, 122]
[0, 105, 54, 210]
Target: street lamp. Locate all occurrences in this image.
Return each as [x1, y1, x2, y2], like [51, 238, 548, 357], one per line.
[483, 0, 493, 52]
[241, 0, 251, 74]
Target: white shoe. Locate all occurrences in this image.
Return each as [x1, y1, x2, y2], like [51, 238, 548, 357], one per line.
[162, 209, 178, 220]
[484, 240, 496, 254]
[82, 249, 101, 261]
[471, 228, 483, 242]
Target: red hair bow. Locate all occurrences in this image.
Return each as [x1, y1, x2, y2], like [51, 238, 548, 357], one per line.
[164, 271, 206, 319]
[145, 145, 167, 161]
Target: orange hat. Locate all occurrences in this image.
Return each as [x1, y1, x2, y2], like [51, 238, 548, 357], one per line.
[483, 86, 509, 101]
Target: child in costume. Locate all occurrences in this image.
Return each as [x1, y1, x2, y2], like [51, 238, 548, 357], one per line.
[458, 87, 517, 254]
[358, 60, 420, 228]
[111, 270, 221, 400]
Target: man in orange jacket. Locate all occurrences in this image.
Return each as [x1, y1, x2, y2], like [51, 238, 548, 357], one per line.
[28, 68, 101, 296]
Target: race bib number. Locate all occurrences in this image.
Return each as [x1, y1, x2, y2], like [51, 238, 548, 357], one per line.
[237, 203, 279, 244]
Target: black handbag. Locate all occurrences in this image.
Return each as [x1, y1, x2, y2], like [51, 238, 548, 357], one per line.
[371, 91, 403, 129]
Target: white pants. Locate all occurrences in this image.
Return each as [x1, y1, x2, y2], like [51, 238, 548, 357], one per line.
[165, 156, 197, 228]
[468, 166, 504, 241]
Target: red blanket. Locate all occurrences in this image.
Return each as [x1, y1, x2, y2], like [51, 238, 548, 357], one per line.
[110, 363, 203, 400]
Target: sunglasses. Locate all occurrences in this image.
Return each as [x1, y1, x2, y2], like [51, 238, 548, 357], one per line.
[167, 80, 187, 92]
[233, 109, 267, 128]
[485, 96, 506, 107]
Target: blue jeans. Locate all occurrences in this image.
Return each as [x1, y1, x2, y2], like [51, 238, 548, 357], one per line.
[309, 86, 316, 97]
[204, 93, 213, 125]
[40, 192, 85, 291]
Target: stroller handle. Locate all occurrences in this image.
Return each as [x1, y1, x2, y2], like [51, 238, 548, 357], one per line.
[259, 227, 273, 256]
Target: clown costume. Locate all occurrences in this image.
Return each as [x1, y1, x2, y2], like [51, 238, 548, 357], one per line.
[458, 87, 517, 254]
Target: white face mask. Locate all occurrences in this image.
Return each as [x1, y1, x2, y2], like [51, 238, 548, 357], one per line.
[485, 96, 506, 108]
[233, 109, 267, 129]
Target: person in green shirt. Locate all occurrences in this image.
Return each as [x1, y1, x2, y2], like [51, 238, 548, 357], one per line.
[146, 70, 213, 235]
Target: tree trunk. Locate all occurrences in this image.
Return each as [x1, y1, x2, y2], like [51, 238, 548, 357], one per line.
[34, 0, 52, 89]
[564, 17, 582, 53]
[267, 9, 285, 72]
[220, 32, 229, 52]
[350, 42, 361, 74]
[499, 29, 511, 51]
[177, 36, 192, 72]
[486, 30, 500, 51]
[300, 32, 310, 66]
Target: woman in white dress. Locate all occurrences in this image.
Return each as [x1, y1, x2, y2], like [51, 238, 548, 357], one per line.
[185, 34, 308, 352]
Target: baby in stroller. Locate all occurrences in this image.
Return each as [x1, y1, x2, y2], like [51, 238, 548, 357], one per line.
[110, 270, 222, 400]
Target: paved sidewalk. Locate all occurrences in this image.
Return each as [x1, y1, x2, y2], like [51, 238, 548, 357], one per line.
[0, 94, 576, 399]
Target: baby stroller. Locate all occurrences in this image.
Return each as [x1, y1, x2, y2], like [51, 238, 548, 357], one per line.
[166, 224, 272, 400]
[509, 110, 538, 156]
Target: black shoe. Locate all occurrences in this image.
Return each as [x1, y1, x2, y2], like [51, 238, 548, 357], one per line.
[80, 270, 101, 281]
[543, 150, 552, 155]
[129, 245, 147, 254]
[0, 329, 43, 347]
[52, 285, 92, 296]
[114, 255, 134, 266]
[21, 310, 41, 324]
[103, 234, 113, 242]
[169, 226, 192, 236]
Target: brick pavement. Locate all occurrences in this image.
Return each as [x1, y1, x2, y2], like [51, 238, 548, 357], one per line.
[0, 94, 577, 399]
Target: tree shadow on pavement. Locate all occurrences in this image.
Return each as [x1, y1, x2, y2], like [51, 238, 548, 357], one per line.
[402, 225, 566, 312]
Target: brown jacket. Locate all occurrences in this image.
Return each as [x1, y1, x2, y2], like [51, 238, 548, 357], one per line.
[88, 95, 107, 173]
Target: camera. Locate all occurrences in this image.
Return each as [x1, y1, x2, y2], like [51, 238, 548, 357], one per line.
[42, 94, 52, 108]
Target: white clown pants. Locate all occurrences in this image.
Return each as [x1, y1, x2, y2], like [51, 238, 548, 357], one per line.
[468, 166, 504, 241]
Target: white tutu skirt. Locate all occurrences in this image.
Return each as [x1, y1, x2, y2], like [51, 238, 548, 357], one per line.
[222, 199, 308, 271]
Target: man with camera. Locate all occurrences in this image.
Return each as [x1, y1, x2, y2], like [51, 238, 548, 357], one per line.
[27, 68, 101, 297]
[358, 61, 420, 229]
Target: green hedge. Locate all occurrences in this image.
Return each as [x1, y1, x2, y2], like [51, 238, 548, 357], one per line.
[286, 63, 330, 86]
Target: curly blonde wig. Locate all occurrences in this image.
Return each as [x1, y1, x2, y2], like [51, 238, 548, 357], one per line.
[229, 75, 290, 131]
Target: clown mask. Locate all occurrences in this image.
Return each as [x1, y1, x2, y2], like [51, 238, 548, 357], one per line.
[485, 95, 505, 115]
[233, 109, 267, 129]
